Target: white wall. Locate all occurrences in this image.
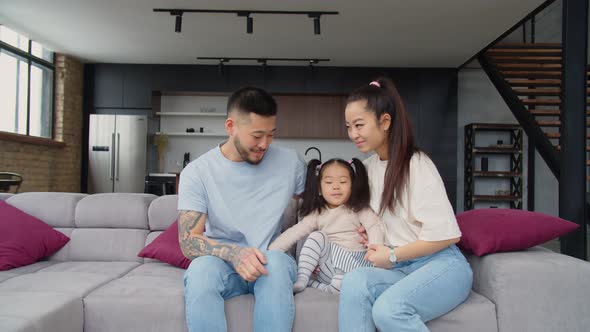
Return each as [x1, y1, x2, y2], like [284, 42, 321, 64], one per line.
[158, 95, 368, 173]
[457, 68, 559, 216]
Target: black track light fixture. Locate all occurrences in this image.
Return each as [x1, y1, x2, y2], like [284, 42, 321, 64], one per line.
[171, 11, 183, 33]
[198, 57, 330, 67]
[155, 8, 338, 34]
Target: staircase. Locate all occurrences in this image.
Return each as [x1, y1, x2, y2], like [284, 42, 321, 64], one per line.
[478, 43, 590, 183]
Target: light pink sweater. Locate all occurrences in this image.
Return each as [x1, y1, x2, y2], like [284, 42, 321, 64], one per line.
[269, 205, 385, 252]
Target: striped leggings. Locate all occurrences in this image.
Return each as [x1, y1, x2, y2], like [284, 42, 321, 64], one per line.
[294, 231, 372, 294]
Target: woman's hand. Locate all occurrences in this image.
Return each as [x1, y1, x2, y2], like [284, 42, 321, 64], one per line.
[364, 244, 393, 269]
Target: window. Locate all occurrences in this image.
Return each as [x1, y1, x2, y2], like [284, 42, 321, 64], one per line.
[0, 25, 55, 138]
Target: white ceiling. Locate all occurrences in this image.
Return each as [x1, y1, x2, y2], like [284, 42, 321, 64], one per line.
[0, 0, 545, 67]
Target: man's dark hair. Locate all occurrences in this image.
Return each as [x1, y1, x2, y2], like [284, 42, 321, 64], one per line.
[227, 87, 277, 117]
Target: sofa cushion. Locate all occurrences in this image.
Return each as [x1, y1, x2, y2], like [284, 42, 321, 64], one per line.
[0, 201, 70, 271]
[143, 231, 163, 263]
[456, 208, 579, 256]
[67, 229, 149, 262]
[125, 262, 185, 279]
[0, 261, 57, 284]
[0, 291, 83, 332]
[38, 261, 140, 277]
[75, 193, 156, 229]
[0, 262, 139, 296]
[0, 272, 116, 298]
[148, 195, 178, 231]
[47, 228, 74, 262]
[223, 289, 497, 332]
[138, 221, 191, 269]
[83, 272, 186, 332]
[6, 192, 86, 228]
[0, 193, 14, 201]
[426, 291, 497, 332]
[469, 246, 590, 332]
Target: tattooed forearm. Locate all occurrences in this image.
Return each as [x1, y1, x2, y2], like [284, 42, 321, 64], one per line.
[178, 210, 243, 265]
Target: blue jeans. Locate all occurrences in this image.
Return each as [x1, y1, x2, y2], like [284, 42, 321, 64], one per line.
[338, 245, 473, 332]
[183, 250, 297, 332]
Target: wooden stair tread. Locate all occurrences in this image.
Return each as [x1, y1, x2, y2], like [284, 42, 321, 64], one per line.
[545, 132, 590, 139]
[528, 109, 590, 116]
[520, 98, 590, 105]
[514, 88, 590, 96]
[514, 88, 560, 95]
[500, 71, 564, 78]
[538, 120, 590, 126]
[489, 56, 562, 64]
[506, 79, 590, 87]
[487, 49, 562, 55]
[496, 63, 563, 69]
[493, 43, 562, 48]
[521, 99, 561, 105]
[555, 145, 590, 151]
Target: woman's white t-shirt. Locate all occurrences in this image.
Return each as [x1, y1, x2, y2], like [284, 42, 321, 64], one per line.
[363, 152, 461, 247]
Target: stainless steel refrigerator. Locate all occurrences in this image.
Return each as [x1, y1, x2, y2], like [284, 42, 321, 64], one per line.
[88, 114, 147, 193]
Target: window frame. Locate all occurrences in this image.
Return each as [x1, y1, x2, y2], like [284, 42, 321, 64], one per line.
[0, 29, 56, 140]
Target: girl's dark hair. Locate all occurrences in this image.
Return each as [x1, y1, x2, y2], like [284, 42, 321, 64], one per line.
[299, 158, 370, 217]
[347, 77, 419, 215]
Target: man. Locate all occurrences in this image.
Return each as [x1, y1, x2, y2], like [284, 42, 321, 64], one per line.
[178, 87, 306, 332]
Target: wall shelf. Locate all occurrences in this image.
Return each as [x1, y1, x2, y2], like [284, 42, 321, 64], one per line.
[473, 195, 521, 202]
[155, 112, 226, 117]
[473, 147, 522, 154]
[156, 132, 226, 137]
[473, 171, 521, 178]
[465, 123, 524, 210]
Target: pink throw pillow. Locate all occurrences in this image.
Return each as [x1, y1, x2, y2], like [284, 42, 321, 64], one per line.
[0, 200, 70, 271]
[138, 221, 191, 269]
[457, 208, 579, 256]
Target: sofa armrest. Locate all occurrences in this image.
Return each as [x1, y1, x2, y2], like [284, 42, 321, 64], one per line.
[468, 246, 590, 332]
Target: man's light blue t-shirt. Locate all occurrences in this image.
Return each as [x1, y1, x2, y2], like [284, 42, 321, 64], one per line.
[178, 144, 306, 250]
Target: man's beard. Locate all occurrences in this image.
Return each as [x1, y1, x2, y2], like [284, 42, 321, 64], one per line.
[234, 136, 266, 165]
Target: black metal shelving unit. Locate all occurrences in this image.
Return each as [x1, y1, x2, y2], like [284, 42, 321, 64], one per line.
[465, 123, 524, 210]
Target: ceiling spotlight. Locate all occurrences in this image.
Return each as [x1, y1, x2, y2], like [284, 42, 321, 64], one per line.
[237, 12, 253, 34]
[309, 13, 321, 35]
[247, 16, 253, 34]
[172, 11, 183, 33]
[314, 17, 320, 35]
[218, 59, 227, 75]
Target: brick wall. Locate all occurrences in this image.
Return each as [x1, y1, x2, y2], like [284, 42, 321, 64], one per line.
[0, 54, 83, 193]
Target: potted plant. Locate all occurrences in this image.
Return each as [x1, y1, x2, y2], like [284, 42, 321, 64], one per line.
[153, 133, 169, 173]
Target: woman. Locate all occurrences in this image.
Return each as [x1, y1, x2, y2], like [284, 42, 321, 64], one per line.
[339, 77, 473, 332]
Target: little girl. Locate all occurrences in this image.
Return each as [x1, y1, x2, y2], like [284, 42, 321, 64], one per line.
[269, 158, 385, 294]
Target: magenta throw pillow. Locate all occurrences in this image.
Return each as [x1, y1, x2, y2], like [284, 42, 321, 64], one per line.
[457, 208, 579, 256]
[138, 221, 191, 269]
[0, 200, 70, 271]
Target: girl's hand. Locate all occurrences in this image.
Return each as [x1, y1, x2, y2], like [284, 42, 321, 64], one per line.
[357, 226, 369, 247]
[364, 244, 393, 269]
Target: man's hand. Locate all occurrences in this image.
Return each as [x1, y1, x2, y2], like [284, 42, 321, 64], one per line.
[231, 247, 268, 282]
[357, 226, 369, 247]
[364, 244, 393, 269]
[179, 210, 267, 281]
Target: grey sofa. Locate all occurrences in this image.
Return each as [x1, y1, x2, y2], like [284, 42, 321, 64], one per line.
[0, 192, 589, 332]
